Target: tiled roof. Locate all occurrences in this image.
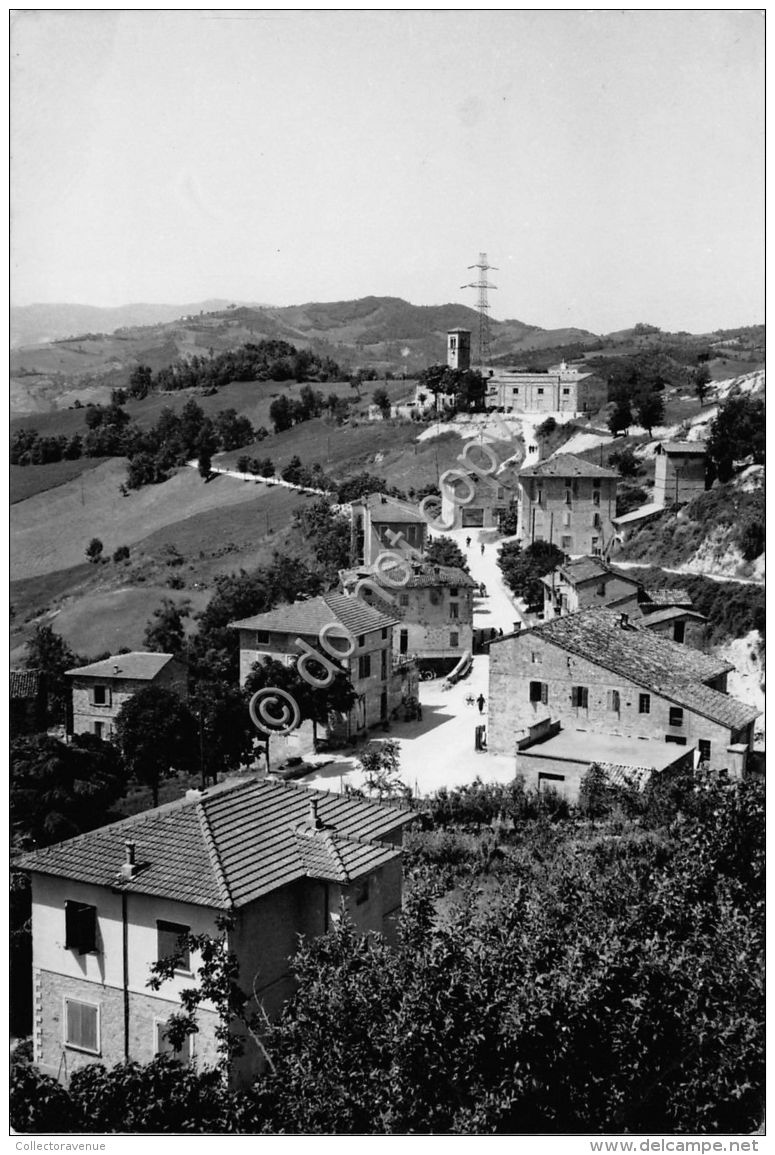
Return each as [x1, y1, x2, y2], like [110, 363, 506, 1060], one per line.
[658, 441, 707, 455]
[611, 503, 663, 526]
[65, 653, 178, 681]
[599, 764, 653, 791]
[640, 607, 707, 628]
[10, 670, 42, 699]
[373, 563, 477, 589]
[354, 494, 427, 524]
[518, 453, 619, 480]
[15, 778, 413, 910]
[643, 589, 692, 608]
[660, 680, 760, 731]
[230, 592, 398, 637]
[543, 557, 641, 588]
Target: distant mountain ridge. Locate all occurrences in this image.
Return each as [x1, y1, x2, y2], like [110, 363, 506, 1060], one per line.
[10, 300, 246, 348]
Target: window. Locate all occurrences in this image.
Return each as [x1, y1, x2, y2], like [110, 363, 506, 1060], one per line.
[529, 681, 548, 704]
[450, 603, 459, 620]
[381, 628, 388, 640]
[399, 629, 408, 655]
[354, 877, 370, 906]
[65, 999, 99, 1054]
[496, 488, 505, 501]
[562, 387, 570, 395]
[398, 593, 409, 607]
[157, 921, 191, 971]
[255, 630, 270, 645]
[94, 721, 104, 740]
[450, 632, 459, 648]
[450, 337, 457, 350]
[591, 537, 600, 556]
[537, 388, 544, 395]
[65, 901, 97, 954]
[380, 650, 387, 680]
[358, 634, 365, 647]
[638, 694, 651, 714]
[593, 513, 601, 528]
[698, 739, 711, 763]
[155, 1020, 192, 1063]
[358, 654, 372, 679]
[538, 772, 565, 788]
[512, 386, 519, 394]
[449, 587, 458, 597]
[92, 685, 111, 707]
[673, 621, 685, 643]
[571, 685, 589, 709]
[593, 479, 601, 488]
[596, 581, 607, 597]
[564, 489, 572, 505]
[562, 511, 571, 527]
[669, 707, 684, 727]
[593, 491, 601, 507]
[665, 735, 687, 746]
[607, 689, 620, 712]
[531, 651, 542, 664]
[561, 536, 572, 551]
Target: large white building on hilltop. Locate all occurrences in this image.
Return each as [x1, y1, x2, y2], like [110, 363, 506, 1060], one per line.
[485, 361, 607, 416]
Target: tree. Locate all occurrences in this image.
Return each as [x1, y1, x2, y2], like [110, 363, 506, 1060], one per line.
[115, 686, 197, 806]
[497, 540, 564, 605]
[128, 364, 153, 399]
[693, 365, 711, 406]
[372, 387, 391, 419]
[359, 739, 406, 800]
[11, 733, 125, 849]
[609, 447, 638, 478]
[293, 498, 352, 582]
[189, 680, 256, 783]
[635, 391, 665, 437]
[607, 397, 633, 436]
[24, 624, 80, 725]
[269, 395, 294, 433]
[424, 535, 469, 573]
[196, 419, 217, 481]
[112, 544, 130, 563]
[245, 653, 356, 761]
[144, 598, 190, 655]
[85, 537, 104, 563]
[706, 395, 765, 484]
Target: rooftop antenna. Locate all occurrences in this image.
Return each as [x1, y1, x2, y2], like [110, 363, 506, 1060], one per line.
[462, 252, 498, 369]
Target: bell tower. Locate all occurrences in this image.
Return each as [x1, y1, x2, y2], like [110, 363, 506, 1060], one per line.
[447, 328, 471, 371]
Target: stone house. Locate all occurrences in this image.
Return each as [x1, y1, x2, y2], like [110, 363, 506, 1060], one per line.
[439, 467, 518, 531]
[230, 592, 408, 757]
[488, 608, 759, 780]
[485, 363, 607, 416]
[15, 777, 414, 1086]
[540, 556, 642, 620]
[653, 441, 707, 507]
[66, 653, 188, 741]
[10, 669, 47, 736]
[638, 589, 708, 648]
[350, 493, 428, 565]
[340, 561, 477, 672]
[517, 454, 619, 558]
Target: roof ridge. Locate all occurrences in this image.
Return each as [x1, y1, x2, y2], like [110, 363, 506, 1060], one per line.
[196, 802, 234, 909]
[322, 830, 350, 883]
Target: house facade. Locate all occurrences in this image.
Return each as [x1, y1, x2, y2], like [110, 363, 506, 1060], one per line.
[231, 592, 406, 756]
[517, 454, 618, 558]
[488, 608, 759, 780]
[66, 653, 188, 741]
[486, 364, 607, 416]
[653, 441, 707, 507]
[439, 468, 518, 531]
[16, 778, 414, 1086]
[350, 493, 428, 566]
[340, 561, 476, 671]
[541, 556, 642, 620]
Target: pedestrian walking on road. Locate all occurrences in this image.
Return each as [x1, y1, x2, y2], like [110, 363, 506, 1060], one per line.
[480, 542, 485, 556]
[477, 693, 486, 714]
[466, 536, 471, 549]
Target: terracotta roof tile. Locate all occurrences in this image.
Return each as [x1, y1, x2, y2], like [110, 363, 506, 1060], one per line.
[10, 670, 43, 699]
[518, 453, 618, 479]
[65, 653, 178, 680]
[230, 592, 398, 637]
[16, 779, 413, 910]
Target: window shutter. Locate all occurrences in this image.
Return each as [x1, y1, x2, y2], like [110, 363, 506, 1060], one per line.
[541, 683, 548, 705]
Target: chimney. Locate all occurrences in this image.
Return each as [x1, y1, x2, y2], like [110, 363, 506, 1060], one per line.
[120, 839, 138, 881]
[620, 612, 629, 629]
[309, 797, 323, 830]
[113, 664, 121, 674]
[513, 621, 522, 634]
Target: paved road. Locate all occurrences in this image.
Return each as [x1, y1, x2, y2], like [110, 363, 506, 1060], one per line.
[614, 559, 764, 587]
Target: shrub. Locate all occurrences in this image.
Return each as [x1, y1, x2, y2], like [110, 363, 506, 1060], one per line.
[112, 545, 130, 563]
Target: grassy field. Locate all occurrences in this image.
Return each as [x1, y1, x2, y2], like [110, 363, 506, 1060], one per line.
[10, 457, 111, 504]
[10, 459, 277, 580]
[46, 585, 209, 657]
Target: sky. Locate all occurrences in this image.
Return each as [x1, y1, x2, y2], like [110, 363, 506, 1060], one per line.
[11, 10, 764, 333]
